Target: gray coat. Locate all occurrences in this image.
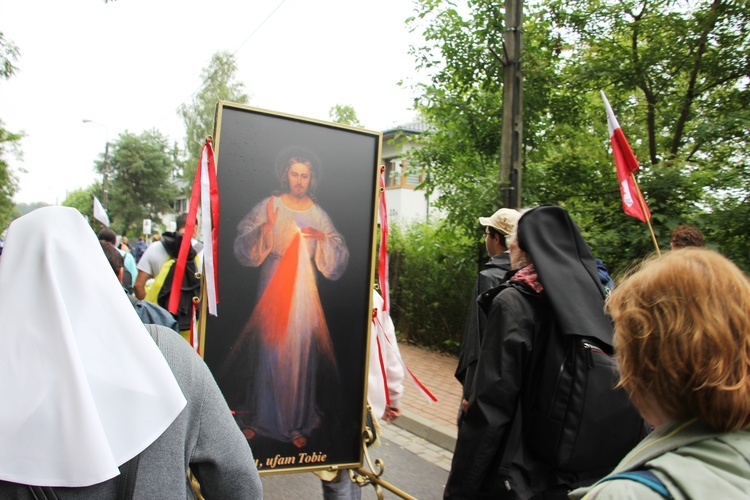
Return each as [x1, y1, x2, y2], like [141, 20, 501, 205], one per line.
[570, 419, 750, 499]
[0, 325, 262, 499]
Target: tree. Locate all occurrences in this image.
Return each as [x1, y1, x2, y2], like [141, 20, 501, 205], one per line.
[102, 130, 179, 236]
[61, 185, 100, 228]
[1, 32, 20, 79]
[405, 1, 566, 268]
[537, 0, 750, 271]
[16, 201, 50, 217]
[0, 32, 22, 230]
[407, 0, 750, 273]
[178, 51, 249, 181]
[0, 125, 21, 229]
[329, 104, 363, 127]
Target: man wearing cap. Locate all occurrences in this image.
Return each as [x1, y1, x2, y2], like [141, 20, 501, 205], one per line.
[455, 208, 521, 427]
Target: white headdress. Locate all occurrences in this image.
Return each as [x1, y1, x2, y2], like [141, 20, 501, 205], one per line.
[0, 207, 186, 487]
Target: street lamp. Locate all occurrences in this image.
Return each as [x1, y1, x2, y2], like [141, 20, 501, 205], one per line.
[82, 119, 111, 209]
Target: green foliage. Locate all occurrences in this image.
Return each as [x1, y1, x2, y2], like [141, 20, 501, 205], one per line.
[381, 0, 750, 350]
[407, 0, 750, 275]
[103, 130, 179, 236]
[0, 32, 20, 80]
[543, 0, 750, 272]
[406, 0, 574, 240]
[61, 185, 100, 228]
[0, 33, 22, 230]
[329, 104, 363, 127]
[388, 220, 476, 352]
[0, 124, 21, 230]
[179, 51, 249, 182]
[16, 201, 49, 217]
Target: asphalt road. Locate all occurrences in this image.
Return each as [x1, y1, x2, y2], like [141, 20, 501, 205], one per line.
[260, 425, 451, 499]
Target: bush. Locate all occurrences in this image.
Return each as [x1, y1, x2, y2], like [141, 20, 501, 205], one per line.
[387, 220, 476, 353]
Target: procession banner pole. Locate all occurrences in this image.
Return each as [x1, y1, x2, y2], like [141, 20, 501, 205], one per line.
[631, 173, 661, 256]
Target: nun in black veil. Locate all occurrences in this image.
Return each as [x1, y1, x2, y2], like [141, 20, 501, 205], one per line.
[445, 206, 640, 500]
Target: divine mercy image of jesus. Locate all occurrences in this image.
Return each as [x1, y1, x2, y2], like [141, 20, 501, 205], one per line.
[221, 146, 349, 449]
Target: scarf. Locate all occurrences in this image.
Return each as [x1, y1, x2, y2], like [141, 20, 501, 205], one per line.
[511, 264, 544, 294]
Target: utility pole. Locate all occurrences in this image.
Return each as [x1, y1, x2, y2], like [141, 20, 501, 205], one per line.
[83, 119, 111, 209]
[499, 0, 524, 209]
[102, 140, 110, 209]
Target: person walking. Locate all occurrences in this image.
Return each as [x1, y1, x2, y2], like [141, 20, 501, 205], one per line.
[319, 289, 405, 499]
[571, 248, 750, 499]
[455, 208, 520, 426]
[445, 206, 642, 499]
[0, 206, 262, 498]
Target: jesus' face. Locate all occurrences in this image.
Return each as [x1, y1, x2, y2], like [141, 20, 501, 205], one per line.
[287, 162, 312, 199]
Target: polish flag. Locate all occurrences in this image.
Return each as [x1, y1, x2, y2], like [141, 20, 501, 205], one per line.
[601, 91, 651, 222]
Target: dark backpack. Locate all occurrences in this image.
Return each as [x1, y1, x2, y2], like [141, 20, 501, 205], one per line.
[156, 232, 201, 331]
[121, 268, 133, 294]
[523, 313, 645, 476]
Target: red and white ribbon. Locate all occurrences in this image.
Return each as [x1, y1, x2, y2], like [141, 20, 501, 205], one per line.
[190, 300, 200, 354]
[374, 165, 435, 403]
[169, 139, 220, 320]
[199, 141, 220, 316]
[378, 166, 390, 312]
[373, 310, 438, 404]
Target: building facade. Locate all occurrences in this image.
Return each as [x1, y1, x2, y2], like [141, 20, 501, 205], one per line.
[381, 122, 440, 224]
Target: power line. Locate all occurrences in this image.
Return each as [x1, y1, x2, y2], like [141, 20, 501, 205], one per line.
[155, 0, 290, 134]
[231, 0, 289, 58]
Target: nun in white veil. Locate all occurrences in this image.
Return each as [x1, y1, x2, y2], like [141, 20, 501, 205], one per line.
[0, 207, 262, 498]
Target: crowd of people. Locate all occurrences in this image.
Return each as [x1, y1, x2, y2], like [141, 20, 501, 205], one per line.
[447, 207, 750, 499]
[0, 206, 405, 499]
[1, 200, 748, 499]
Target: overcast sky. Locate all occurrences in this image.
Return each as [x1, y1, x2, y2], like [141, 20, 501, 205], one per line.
[1, 0, 426, 204]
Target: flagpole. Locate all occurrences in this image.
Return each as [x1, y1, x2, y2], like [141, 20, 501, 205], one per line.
[630, 173, 661, 256]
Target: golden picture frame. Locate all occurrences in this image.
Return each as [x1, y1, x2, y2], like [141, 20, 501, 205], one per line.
[203, 101, 382, 475]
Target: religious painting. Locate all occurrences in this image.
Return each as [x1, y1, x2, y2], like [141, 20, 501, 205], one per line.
[203, 102, 381, 475]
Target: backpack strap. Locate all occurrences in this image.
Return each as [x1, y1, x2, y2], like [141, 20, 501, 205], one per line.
[144, 258, 175, 304]
[26, 454, 140, 499]
[115, 454, 140, 500]
[143, 323, 160, 342]
[27, 486, 58, 499]
[596, 470, 671, 498]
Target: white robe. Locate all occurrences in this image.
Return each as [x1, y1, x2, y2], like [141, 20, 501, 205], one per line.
[231, 196, 349, 442]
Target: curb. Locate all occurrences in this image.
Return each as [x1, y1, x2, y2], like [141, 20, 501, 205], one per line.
[394, 408, 457, 453]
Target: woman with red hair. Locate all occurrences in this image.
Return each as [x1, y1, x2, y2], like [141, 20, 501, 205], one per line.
[572, 248, 750, 498]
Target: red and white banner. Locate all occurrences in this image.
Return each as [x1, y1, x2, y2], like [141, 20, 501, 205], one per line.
[601, 91, 651, 223]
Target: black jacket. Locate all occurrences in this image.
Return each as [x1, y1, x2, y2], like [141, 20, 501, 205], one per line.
[446, 282, 555, 499]
[446, 206, 616, 499]
[455, 253, 512, 402]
